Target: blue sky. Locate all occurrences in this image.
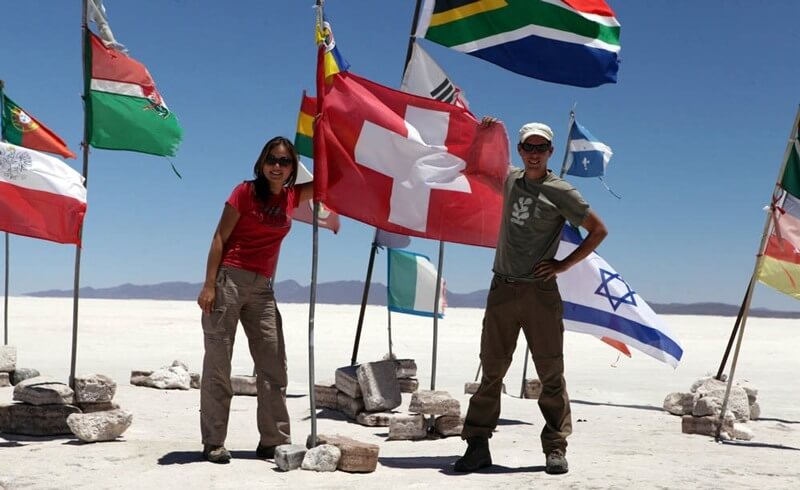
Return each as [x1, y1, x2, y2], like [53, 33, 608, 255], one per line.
[2, 1, 799, 311]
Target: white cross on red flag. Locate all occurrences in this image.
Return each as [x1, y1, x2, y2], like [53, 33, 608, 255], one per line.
[313, 71, 509, 248]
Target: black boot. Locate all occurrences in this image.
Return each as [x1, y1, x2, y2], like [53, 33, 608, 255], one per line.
[454, 437, 492, 472]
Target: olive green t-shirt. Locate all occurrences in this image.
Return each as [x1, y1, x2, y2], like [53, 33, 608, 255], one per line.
[492, 168, 590, 281]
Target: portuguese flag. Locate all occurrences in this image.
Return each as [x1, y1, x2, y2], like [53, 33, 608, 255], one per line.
[294, 91, 316, 158]
[85, 31, 182, 156]
[758, 116, 800, 299]
[1, 95, 76, 159]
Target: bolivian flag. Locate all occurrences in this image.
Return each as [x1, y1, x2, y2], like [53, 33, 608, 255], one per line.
[294, 92, 316, 159]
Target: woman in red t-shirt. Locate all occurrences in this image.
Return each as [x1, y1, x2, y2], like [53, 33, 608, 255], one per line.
[196, 136, 313, 464]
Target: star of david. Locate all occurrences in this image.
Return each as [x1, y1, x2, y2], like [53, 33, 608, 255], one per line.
[594, 268, 637, 311]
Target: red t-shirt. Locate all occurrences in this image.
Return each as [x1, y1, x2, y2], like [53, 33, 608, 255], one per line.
[221, 181, 300, 278]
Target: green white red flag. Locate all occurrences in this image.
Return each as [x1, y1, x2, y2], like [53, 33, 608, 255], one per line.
[757, 110, 800, 299]
[1, 95, 76, 159]
[84, 30, 182, 156]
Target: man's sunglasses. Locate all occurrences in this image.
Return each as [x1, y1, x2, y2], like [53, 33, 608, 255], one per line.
[519, 142, 551, 154]
[266, 155, 293, 167]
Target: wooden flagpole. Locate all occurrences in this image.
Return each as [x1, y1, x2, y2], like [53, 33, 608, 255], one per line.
[715, 105, 800, 439]
[70, 0, 91, 388]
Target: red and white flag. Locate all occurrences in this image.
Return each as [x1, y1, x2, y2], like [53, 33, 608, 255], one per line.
[293, 160, 340, 234]
[0, 142, 87, 245]
[314, 71, 508, 248]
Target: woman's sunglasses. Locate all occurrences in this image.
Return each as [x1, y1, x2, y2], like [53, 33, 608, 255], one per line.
[266, 155, 293, 167]
[519, 142, 551, 154]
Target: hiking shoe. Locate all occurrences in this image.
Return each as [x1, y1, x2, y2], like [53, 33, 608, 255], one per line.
[545, 449, 569, 474]
[255, 444, 276, 459]
[453, 437, 492, 472]
[203, 445, 231, 464]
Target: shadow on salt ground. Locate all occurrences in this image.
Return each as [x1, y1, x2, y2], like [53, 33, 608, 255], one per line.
[758, 417, 800, 424]
[496, 418, 534, 426]
[571, 399, 663, 413]
[286, 393, 306, 399]
[301, 408, 348, 422]
[378, 456, 545, 475]
[158, 450, 267, 465]
[0, 433, 73, 443]
[63, 439, 124, 446]
[0, 440, 25, 448]
[719, 440, 800, 451]
[158, 449, 269, 465]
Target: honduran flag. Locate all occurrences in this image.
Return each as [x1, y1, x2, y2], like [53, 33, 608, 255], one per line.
[387, 248, 446, 318]
[565, 120, 613, 178]
[0, 142, 87, 245]
[415, 0, 621, 88]
[85, 30, 182, 156]
[556, 225, 683, 367]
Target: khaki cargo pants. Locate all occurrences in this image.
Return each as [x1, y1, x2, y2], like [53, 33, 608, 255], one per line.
[200, 266, 290, 447]
[462, 275, 572, 454]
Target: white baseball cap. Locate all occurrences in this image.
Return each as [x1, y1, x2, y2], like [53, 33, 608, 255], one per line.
[519, 122, 554, 143]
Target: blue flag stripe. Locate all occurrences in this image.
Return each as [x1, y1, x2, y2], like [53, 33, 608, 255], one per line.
[563, 301, 684, 362]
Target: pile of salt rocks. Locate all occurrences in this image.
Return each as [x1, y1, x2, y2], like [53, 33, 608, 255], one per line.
[0, 371, 132, 443]
[315, 359, 463, 440]
[663, 375, 759, 441]
[0, 345, 41, 388]
[130, 360, 200, 390]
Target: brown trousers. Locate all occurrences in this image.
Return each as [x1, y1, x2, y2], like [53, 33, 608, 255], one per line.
[462, 275, 572, 454]
[200, 266, 290, 447]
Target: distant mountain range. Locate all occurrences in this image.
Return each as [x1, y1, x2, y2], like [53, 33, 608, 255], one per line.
[23, 280, 800, 318]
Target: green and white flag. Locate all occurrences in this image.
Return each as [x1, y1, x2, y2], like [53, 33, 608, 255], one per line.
[387, 248, 445, 318]
[84, 29, 182, 156]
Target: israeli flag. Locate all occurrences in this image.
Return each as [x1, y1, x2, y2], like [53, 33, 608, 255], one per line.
[556, 226, 683, 368]
[387, 248, 445, 318]
[565, 121, 613, 178]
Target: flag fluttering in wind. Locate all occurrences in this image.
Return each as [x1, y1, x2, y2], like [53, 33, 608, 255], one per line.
[0, 142, 87, 245]
[387, 248, 445, 318]
[316, 15, 350, 81]
[314, 69, 509, 247]
[414, 0, 621, 88]
[85, 30, 182, 156]
[556, 225, 683, 367]
[758, 122, 800, 299]
[2, 95, 76, 159]
[401, 41, 469, 109]
[293, 160, 340, 234]
[294, 91, 316, 159]
[376, 229, 411, 249]
[565, 120, 613, 178]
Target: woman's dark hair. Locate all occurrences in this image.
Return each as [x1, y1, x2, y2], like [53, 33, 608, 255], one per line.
[251, 136, 299, 204]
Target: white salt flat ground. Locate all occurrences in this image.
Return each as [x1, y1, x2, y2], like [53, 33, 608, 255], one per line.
[1, 297, 799, 489]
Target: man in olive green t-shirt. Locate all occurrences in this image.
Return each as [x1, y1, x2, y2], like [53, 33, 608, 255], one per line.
[455, 122, 608, 475]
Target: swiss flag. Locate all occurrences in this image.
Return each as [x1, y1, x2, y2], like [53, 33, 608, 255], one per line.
[314, 71, 508, 248]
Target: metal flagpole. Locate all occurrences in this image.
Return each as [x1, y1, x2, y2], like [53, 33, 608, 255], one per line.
[70, 0, 91, 389]
[714, 282, 751, 380]
[387, 304, 393, 358]
[520, 106, 576, 397]
[307, 200, 320, 446]
[350, 229, 378, 365]
[715, 106, 800, 439]
[307, 0, 324, 448]
[3, 233, 7, 346]
[0, 79, 9, 346]
[430, 240, 444, 390]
